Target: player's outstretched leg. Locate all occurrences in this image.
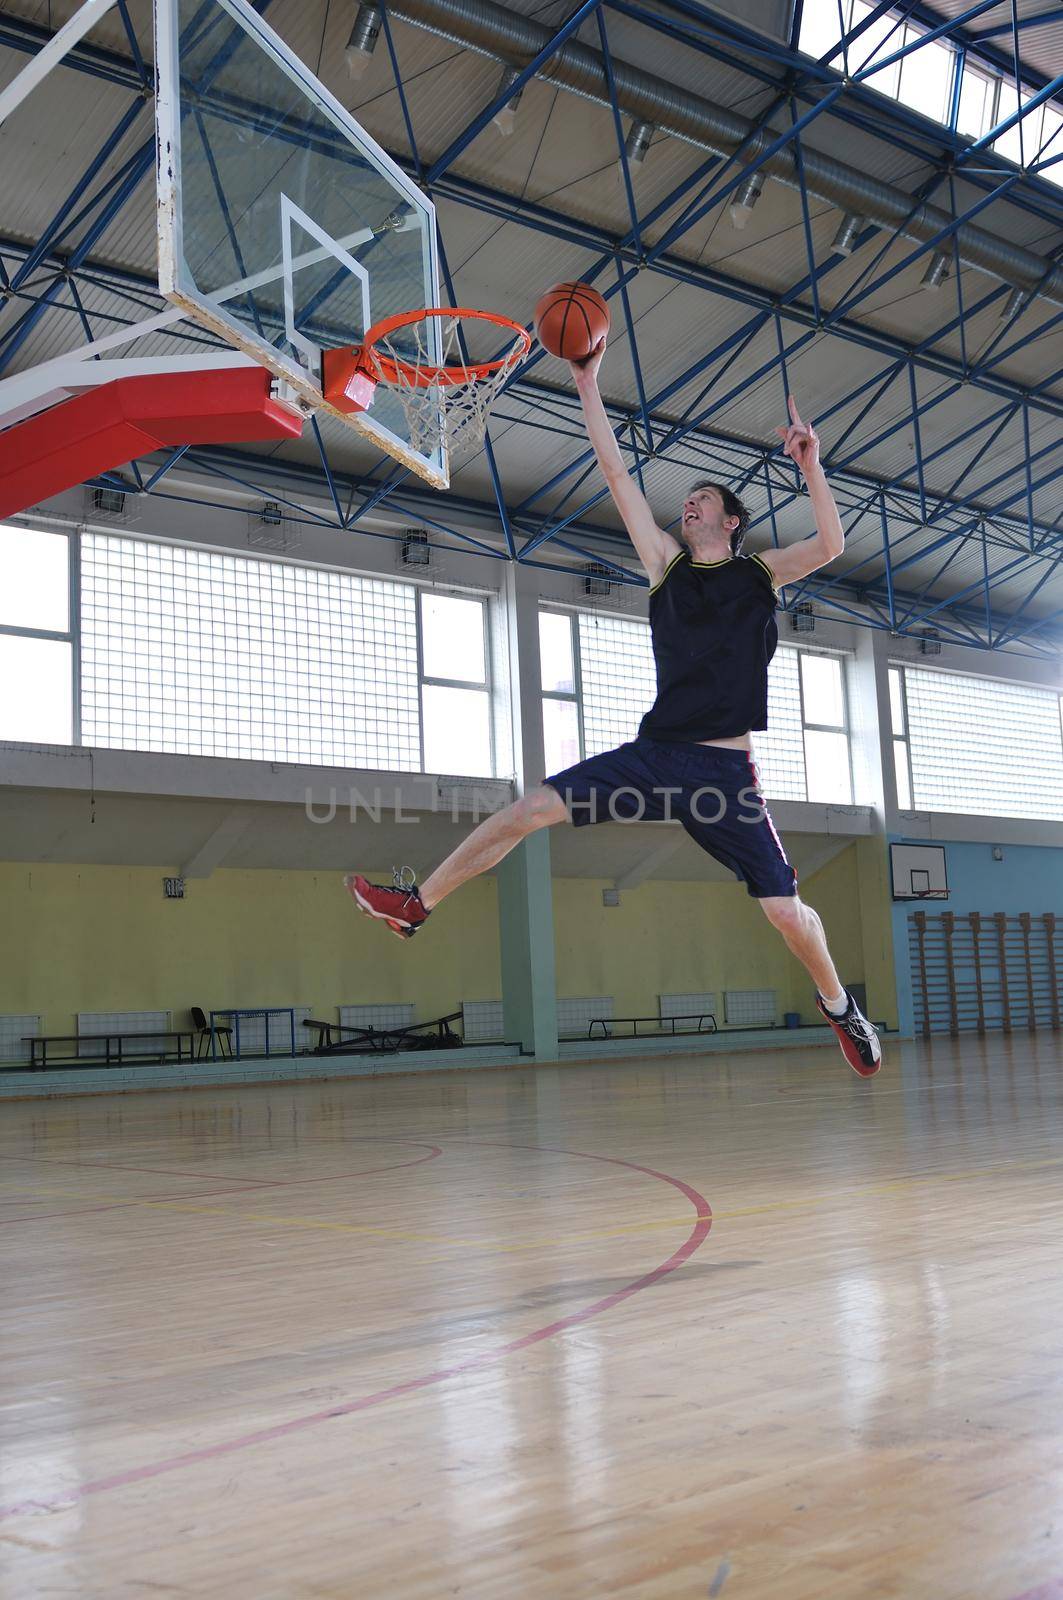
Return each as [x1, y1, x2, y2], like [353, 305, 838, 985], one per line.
[759, 895, 881, 1076]
[344, 786, 567, 941]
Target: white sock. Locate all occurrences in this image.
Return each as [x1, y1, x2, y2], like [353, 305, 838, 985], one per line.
[822, 989, 849, 1017]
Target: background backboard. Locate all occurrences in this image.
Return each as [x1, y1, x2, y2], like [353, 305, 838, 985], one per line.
[890, 842, 949, 901]
[155, 0, 447, 487]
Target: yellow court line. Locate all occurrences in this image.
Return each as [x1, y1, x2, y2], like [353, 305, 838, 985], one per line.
[3, 1149, 1060, 1255]
[0, 1183, 468, 1245]
[482, 1152, 1063, 1252]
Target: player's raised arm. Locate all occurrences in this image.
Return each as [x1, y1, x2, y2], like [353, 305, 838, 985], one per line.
[758, 396, 845, 587]
[569, 339, 681, 587]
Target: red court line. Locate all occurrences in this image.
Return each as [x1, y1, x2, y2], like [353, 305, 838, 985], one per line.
[0, 1140, 711, 1519]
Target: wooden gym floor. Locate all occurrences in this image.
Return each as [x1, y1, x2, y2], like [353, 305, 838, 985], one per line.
[2, 1036, 1062, 1600]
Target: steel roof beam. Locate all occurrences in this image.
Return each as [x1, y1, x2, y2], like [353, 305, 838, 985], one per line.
[3, 18, 1061, 420]
[146, 438, 1049, 646]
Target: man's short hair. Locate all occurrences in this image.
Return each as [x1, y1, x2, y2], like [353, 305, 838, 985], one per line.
[689, 480, 751, 556]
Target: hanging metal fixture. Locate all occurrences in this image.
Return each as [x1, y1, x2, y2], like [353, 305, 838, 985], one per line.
[830, 212, 864, 257]
[729, 173, 763, 230]
[623, 119, 654, 167]
[920, 251, 951, 291]
[346, 2, 383, 78]
[492, 65, 524, 135]
[1000, 286, 1029, 320]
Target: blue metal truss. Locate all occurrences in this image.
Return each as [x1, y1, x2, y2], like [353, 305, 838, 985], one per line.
[0, 0, 1061, 655]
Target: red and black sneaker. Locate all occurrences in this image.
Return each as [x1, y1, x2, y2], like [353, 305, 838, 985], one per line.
[343, 867, 431, 941]
[816, 991, 882, 1077]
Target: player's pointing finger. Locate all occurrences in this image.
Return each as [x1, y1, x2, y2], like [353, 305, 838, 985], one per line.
[787, 394, 803, 427]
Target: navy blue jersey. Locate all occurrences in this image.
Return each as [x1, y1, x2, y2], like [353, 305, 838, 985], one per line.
[638, 548, 779, 743]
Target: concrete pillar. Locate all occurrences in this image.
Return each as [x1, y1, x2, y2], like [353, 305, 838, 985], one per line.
[497, 564, 558, 1059]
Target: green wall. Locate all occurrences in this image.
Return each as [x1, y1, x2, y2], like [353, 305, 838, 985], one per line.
[0, 862, 501, 1039]
[0, 839, 897, 1052]
[552, 840, 897, 1029]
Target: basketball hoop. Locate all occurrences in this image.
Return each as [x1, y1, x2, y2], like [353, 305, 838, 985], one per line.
[322, 307, 531, 459]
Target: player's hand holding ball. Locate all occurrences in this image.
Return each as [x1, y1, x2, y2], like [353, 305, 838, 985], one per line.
[534, 282, 610, 387]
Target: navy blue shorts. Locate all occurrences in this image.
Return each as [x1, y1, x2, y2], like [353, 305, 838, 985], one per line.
[544, 736, 797, 899]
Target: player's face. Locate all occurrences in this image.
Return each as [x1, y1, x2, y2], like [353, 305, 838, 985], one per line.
[681, 486, 729, 542]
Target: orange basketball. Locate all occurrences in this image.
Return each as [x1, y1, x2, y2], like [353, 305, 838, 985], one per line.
[533, 281, 610, 361]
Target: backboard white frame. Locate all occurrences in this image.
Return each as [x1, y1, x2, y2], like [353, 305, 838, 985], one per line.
[154, 0, 448, 488]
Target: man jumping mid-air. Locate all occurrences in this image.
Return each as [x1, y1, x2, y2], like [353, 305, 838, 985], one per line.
[345, 338, 881, 1077]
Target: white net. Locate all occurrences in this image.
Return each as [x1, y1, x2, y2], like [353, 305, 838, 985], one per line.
[366, 313, 529, 459]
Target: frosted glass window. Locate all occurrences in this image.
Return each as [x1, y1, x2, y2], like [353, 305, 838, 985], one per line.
[577, 612, 657, 755]
[800, 1, 959, 135]
[80, 533, 420, 768]
[888, 667, 906, 733]
[544, 609, 852, 806]
[805, 730, 853, 804]
[897, 664, 1063, 821]
[1039, 107, 1063, 172]
[994, 82, 1026, 166]
[0, 524, 69, 631]
[758, 646, 853, 802]
[753, 646, 807, 801]
[422, 685, 492, 776]
[895, 28, 953, 124]
[991, 84, 1063, 187]
[894, 739, 913, 809]
[801, 653, 845, 728]
[799, 0, 1060, 187]
[958, 65, 995, 138]
[0, 635, 72, 742]
[543, 697, 580, 776]
[540, 611, 575, 694]
[798, 0, 846, 61]
[848, 2, 902, 96]
[420, 593, 486, 683]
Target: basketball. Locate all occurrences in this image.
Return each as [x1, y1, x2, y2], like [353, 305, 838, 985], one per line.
[533, 281, 610, 361]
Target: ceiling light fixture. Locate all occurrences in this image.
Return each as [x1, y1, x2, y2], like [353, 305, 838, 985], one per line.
[729, 174, 763, 231]
[920, 251, 951, 291]
[999, 285, 1028, 320]
[623, 120, 654, 168]
[831, 211, 863, 257]
[346, 3, 382, 79]
[492, 67, 524, 136]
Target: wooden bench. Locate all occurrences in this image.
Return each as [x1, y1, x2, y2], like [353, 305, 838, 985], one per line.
[22, 1031, 198, 1069]
[586, 1013, 718, 1040]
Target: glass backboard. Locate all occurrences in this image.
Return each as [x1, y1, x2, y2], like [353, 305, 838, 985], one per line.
[155, 0, 447, 487]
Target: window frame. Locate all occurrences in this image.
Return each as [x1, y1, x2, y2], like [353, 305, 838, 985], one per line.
[890, 659, 1063, 819]
[78, 529, 499, 775]
[0, 521, 79, 744]
[799, 0, 1063, 189]
[416, 586, 495, 777]
[539, 606, 586, 768]
[795, 645, 855, 805]
[888, 665, 915, 810]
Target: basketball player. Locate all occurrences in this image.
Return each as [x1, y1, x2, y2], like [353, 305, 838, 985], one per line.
[346, 338, 881, 1077]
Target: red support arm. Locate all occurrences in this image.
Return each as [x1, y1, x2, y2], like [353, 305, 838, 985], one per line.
[0, 367, 303, 519]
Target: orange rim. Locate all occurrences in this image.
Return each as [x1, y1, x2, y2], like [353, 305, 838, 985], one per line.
[360, 307, 531, 389]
